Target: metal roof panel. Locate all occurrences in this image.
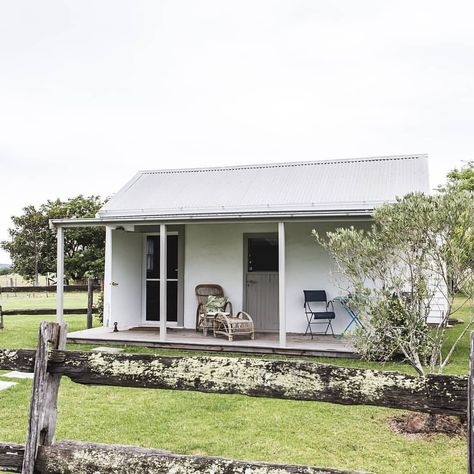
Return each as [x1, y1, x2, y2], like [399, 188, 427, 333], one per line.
[98, 154, 429, 218]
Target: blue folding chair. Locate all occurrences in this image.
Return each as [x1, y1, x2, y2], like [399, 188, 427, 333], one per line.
[303, 290, 336, 338]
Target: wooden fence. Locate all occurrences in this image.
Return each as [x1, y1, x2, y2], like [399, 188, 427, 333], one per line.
[0, 284, 100, 293]
[0, 280, 99, 330]
[0, 307, 97, 332]
[0, 308, 98, 316]
[0, 322, 472, 473]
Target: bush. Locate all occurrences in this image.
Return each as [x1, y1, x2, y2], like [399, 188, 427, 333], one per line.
[354, 293, 433, 365]
[314, 188, 474, 375]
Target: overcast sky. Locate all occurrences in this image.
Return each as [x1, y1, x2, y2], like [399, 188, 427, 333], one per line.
[0, 1, 473, 263]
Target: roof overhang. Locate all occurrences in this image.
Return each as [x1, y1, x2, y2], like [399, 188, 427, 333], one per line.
[50, 208, 374, 229]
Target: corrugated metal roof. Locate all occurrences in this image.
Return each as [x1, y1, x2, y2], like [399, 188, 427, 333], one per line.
[98, 154, 429, 219]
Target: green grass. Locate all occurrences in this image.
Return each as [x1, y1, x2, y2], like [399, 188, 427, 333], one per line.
[0, 291, 98, 311]
[0, 293, 470, 473]
[0, 292, 99, 349]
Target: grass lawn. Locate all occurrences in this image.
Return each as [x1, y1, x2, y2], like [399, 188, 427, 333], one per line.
[0, 291, 98, 311]
[0, 293, 470, 473]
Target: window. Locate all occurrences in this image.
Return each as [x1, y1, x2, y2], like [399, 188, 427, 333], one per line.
[247, 238, 278, 272]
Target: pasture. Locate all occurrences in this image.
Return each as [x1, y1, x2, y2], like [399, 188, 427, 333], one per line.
[0, 292, 469, 473]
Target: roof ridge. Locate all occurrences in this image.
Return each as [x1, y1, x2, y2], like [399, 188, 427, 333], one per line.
[138, 154, 427, 175]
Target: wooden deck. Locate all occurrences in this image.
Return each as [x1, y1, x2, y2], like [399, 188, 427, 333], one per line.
[67, 326, 357, 358]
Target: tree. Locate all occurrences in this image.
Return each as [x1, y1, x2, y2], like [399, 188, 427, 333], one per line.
[445, 161, 474, 191]
[1, 195, 105, 283]
[314, 187, 474, 376]
[46, 196, 105, 280]
[1, 205, 52, 285]
[0, 267, 11, 276]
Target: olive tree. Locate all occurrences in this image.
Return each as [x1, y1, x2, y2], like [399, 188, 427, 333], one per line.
[314, 188, 474, 376]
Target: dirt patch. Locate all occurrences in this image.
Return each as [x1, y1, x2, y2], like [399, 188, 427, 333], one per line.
[388, 413, 466, 439]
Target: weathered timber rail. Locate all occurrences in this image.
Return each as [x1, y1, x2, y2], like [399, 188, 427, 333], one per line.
[0, 443, 23, 472]
[0, 284, 99, 293]
[0, 279, 98, 330]
[0, 308, 98, 316]
[1, 322, 474, 473]
[0, 441, 368, 474]
[0, 348, 467, 416]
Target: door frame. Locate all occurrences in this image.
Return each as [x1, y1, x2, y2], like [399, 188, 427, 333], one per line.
[140, 226, 185, 327]
[243, 233, 279, 331]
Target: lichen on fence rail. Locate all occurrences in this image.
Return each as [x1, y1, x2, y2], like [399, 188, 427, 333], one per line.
[0, 348, 467, 415]
[0, 441, 370, 474]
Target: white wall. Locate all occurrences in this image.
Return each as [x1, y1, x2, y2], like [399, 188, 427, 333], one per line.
[183, 222, 276, 329]
[103, 219, 444, 334]
[427, 286, 448, 325]
[285, 221, 367, 333]
[285, 222, 445, 330]
[108, 230, 143, 328]
[183, 220, 370, 334]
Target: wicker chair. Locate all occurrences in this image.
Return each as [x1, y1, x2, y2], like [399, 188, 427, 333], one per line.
[195, 284, 233, 335]
[214, 311, 255, 342]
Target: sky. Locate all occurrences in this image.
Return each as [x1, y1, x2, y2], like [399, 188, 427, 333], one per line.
[0, 1, 473, 263]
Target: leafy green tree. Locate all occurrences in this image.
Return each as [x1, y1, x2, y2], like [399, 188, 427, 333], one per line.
[1, 195, 105, 283]
[444, 161, 474, 191]
[314, 187, 474, 376]
[46, 196, 105, 280]
[1, 205, 52, 285]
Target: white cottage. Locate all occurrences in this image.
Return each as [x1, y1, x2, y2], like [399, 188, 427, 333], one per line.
[52, 154, 433, 355]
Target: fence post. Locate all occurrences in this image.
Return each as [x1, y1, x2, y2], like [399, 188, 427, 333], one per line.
[469, 332, 474, 474]
[87, 278, 94, 329]
[0, 306, 3, 330]
[22, 321, 67, 474]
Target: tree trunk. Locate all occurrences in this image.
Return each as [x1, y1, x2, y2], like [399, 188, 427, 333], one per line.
[34, 249, 39, 287]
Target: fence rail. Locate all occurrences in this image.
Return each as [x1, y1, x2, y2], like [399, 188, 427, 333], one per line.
[0, 322, 472, 473]
[0, 284, 99, 293]
[0, 443, 23, 472]
[0, 279, 98, 330]
[0, 308, 98, 316]
[0, 348, 467, 416]
[0, 441, 368, 474]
